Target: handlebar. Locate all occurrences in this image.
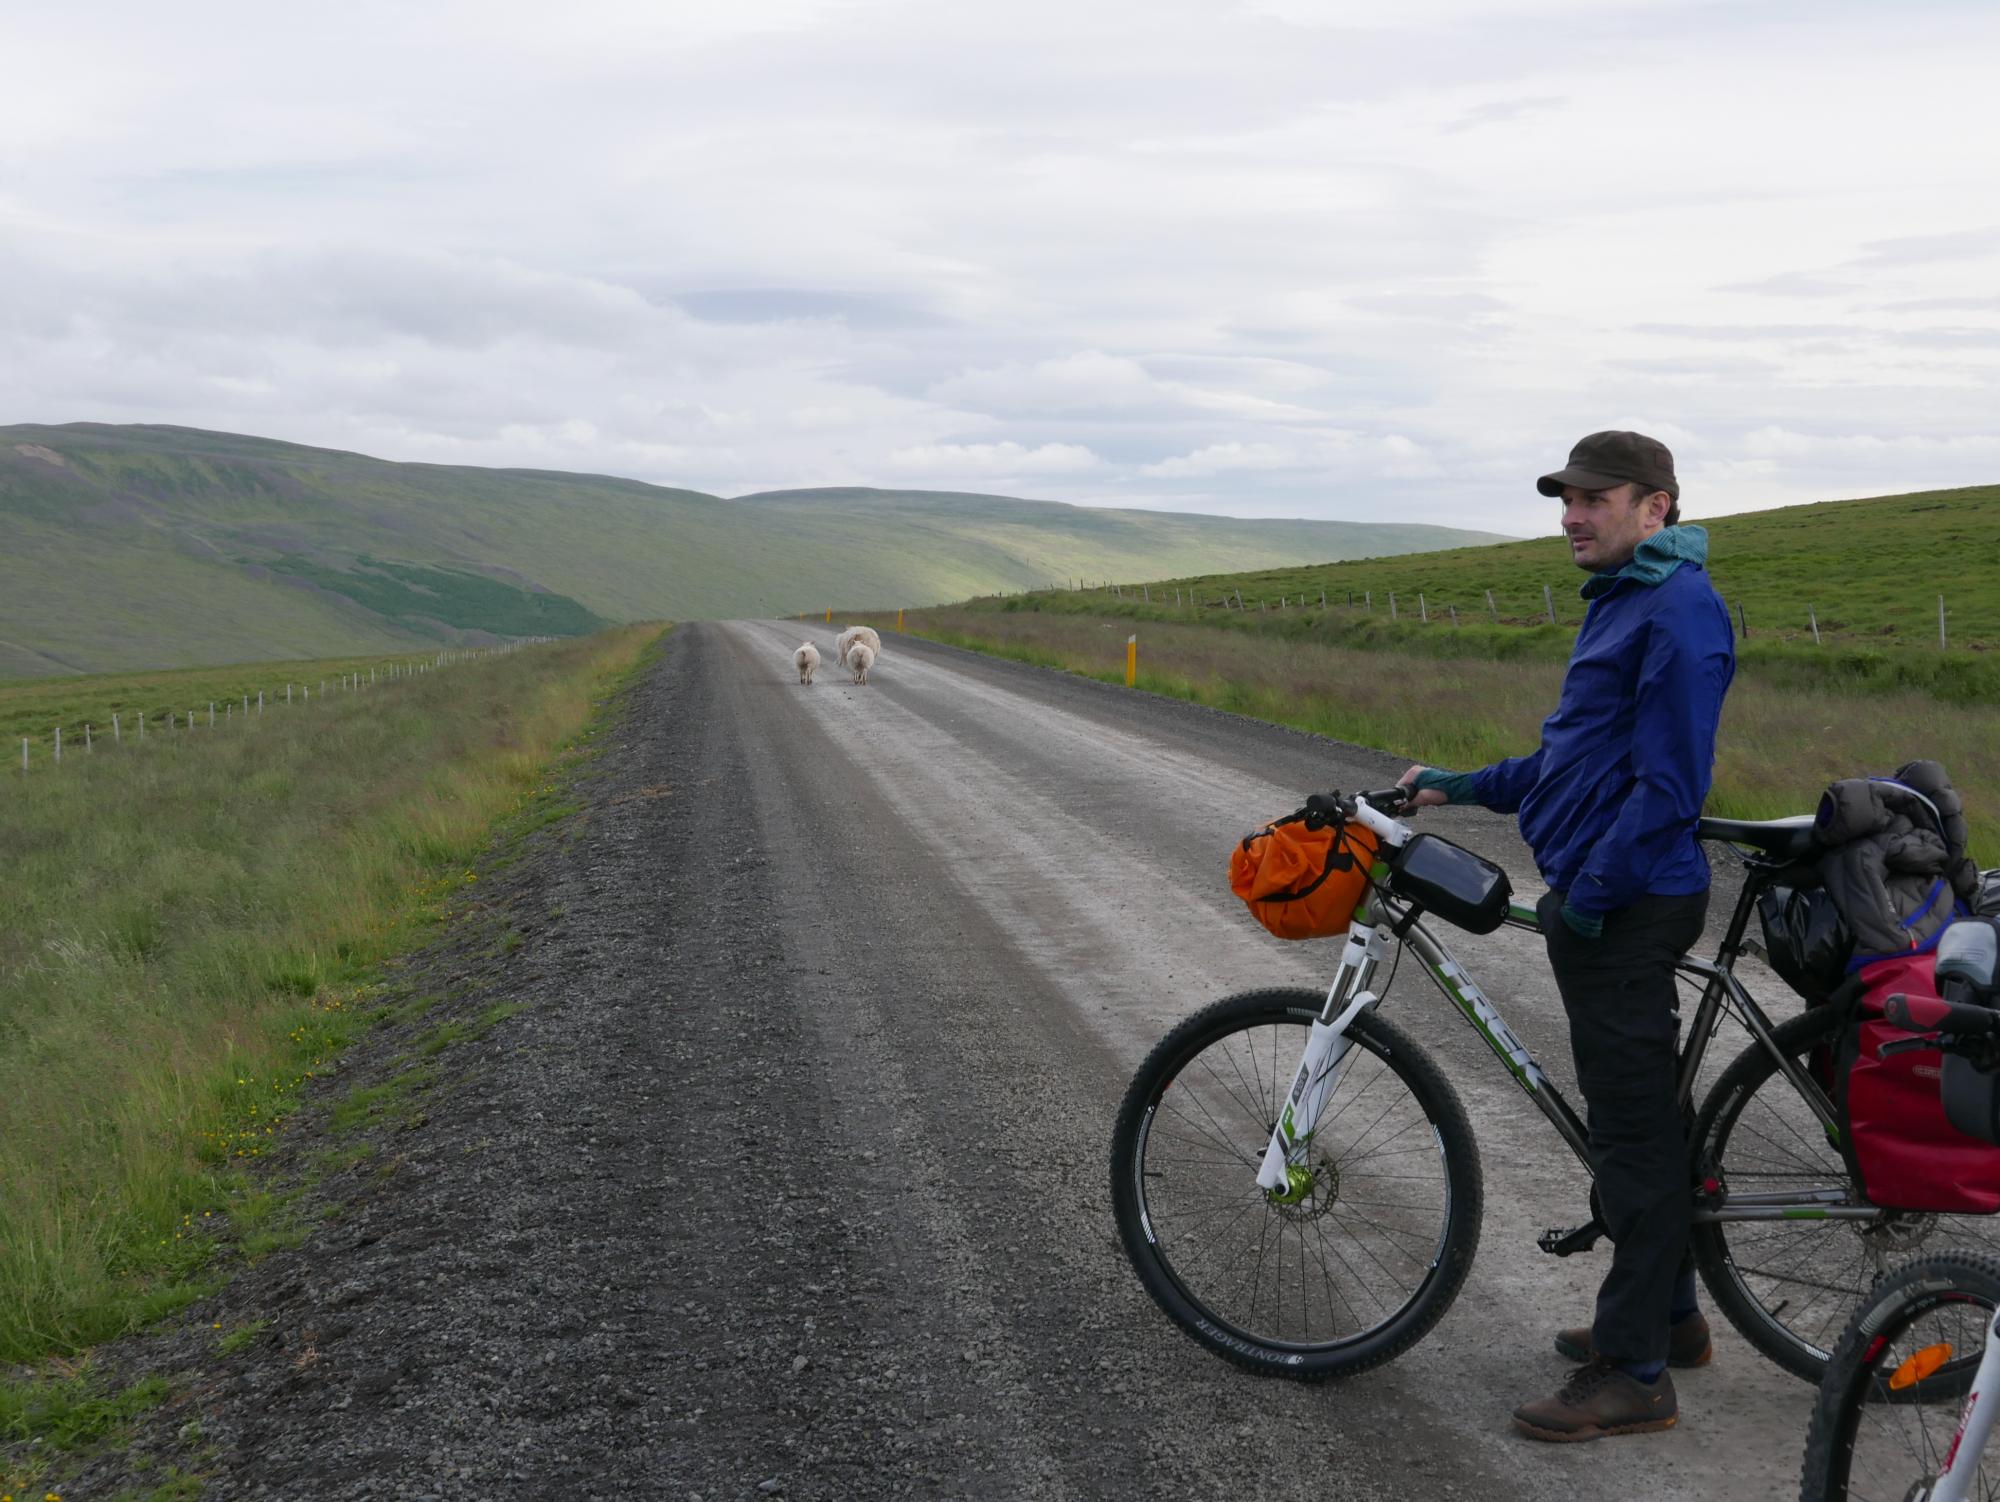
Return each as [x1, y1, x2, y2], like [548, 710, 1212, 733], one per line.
[1302, 787, 1417, 849]
[1306, 786, 1414, 821]
[1879, 989, 2000, 1065]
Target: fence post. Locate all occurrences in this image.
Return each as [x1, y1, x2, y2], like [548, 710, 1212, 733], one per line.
[1143, 585, 1150, 603]
[1389, 592, 1397, 620]
[85, 723, 92, 752]
[139, 712, 146, 740]
[1809, 606, 1821, 646]
[209, 702, 215, 727]
[1486, 589, 1498, 621]
[1736, 601, 1749, 639]
[1320, 589, 1326, 609]
[19, 739, 25, 773]
[53, 726, 60, 764]
[1543, 584, 1556, 624]
[1419, 593, 1428, 623]
[258, 690, 265, 714]
[287, 683, 293, 703]
[1126, 634, 1137, 687]
[1449, 604, 1458, 627]
[1940, 595, 1948, 651]
[113, 712, 121, 744]
[1365, 590, 1372, 611]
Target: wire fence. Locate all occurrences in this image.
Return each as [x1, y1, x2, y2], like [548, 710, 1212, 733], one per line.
[12, 642, 551, 776]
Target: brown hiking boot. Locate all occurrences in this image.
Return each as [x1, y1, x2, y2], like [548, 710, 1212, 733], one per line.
[1514, 1358, 1678, 1442]
[1554, 1311, 1712, 1369]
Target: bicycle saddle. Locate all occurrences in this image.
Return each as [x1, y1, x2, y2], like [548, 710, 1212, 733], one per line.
[1695, 813, 1820, 862]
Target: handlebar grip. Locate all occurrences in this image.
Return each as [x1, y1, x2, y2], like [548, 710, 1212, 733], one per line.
[1884, 992, 2000, 1037]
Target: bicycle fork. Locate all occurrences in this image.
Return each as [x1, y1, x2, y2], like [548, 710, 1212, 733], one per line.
[1256, 930, 1378, 1195]
[1925, 1306, 2000, 1502]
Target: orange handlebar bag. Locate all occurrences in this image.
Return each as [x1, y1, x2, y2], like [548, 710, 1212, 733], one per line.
[1229, 813, 1380, 941]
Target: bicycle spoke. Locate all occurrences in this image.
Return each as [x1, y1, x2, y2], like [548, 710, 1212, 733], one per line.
[1128, 1001, 1461, 1356]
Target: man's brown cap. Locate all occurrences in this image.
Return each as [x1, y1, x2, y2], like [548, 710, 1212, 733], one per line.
[1537, 430, 1679, 500]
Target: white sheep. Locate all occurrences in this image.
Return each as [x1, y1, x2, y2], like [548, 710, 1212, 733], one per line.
[793, 641, 820, 684]
[835, 625, 882, 669]
[848, 640, 876, 686]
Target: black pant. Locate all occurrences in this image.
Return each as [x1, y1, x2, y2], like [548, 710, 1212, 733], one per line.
[1539, 886, 1710, 1366]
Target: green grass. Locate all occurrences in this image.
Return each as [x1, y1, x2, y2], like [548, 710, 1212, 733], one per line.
[0, 422, 1504, 675]
[214, 1319, 269, 1356]
[0, 1371, 169, 1451]
[270, 554, 606, 637]
[0, 650, 492, 758]
[975, 482, 2000, 659]
[0, 1365, 174, 1500]
[0, 622, 664, 1365]
[915, 483, 2000, 715]
[878, 608, 2000, 861]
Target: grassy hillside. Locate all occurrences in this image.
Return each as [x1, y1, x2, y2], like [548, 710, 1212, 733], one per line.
[0, 424, 1506, 678]
[1038, 483, 2000, 651]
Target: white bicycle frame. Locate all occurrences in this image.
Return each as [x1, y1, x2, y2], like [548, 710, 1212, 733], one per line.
[1254, 793, 1888, 1230]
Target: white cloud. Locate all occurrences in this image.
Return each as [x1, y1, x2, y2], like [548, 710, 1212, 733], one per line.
[1, 0, 1998, 536]
[1142, 442, 1300, 478]
[883, 441, 1105, 477]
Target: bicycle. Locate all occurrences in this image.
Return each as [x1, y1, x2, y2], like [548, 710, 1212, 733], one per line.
[1800, 918, 2000, 1501]
[1110, 786, 2000, 1384]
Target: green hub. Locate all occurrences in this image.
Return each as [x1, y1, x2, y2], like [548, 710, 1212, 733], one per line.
[1269, 1163, 1317, 1206]
[1266, 1158, 1341, 1219]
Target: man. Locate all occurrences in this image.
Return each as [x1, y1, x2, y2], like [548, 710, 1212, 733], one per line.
[1400, 430, 1735, 1441]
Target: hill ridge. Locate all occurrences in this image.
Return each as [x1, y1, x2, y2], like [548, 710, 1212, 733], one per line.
[0, 421, 1508, 677]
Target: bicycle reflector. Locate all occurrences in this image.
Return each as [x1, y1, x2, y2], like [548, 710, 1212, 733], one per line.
[1889, 1342, 1954, 1391]
[1230, 811, 1380, 941]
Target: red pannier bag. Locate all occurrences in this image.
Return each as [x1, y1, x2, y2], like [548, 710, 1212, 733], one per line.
[1835, 952, 2000, 1214]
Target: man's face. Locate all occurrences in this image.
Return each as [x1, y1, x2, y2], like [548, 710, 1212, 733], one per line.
[1559, 482, 1669, 571]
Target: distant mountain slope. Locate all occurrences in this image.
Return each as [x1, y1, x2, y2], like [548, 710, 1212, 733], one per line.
[0, 423, 1508, 677]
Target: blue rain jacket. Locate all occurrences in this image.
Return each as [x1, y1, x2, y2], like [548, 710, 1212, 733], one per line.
[1467, 527, 1735, 915]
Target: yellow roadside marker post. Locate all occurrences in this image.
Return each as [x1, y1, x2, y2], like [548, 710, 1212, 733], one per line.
[1126, 634, 1137, 687]
[825, 608, 832, 623]
[897, 608, 905, 632]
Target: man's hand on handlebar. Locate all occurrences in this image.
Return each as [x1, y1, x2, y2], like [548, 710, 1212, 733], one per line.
[1398, 765, 1450, 809]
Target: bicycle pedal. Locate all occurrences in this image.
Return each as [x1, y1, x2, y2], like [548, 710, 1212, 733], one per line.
[1538, 1220, 1607, 1257]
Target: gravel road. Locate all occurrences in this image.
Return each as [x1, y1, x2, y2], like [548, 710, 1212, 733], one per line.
[72, 619, 1825, 1500]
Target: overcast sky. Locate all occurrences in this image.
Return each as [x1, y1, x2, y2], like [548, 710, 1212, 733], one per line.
[5, 0, 1999, 534]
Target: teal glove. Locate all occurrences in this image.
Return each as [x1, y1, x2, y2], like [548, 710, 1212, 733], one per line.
[1410, 768, 1478, 805]
[1560, 902, 1604, 940]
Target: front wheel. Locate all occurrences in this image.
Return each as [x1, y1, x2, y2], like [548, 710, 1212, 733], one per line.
[1109, 988, 1483, 1380]
[1800, 1250, 2000, 1501]
[1693, 1006, 2000, 1383]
